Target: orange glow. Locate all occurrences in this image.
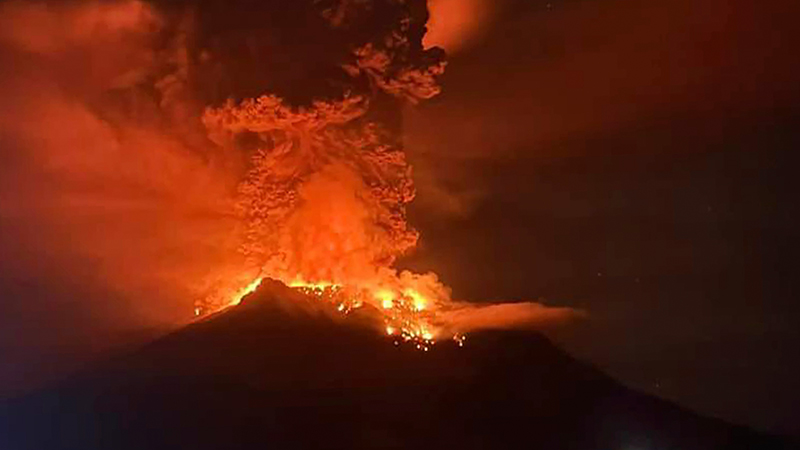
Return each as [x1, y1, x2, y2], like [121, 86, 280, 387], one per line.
[377, 290, 395, 309]
[229, 277, 264, 306]
[424, 0, 497, 53]
[270, 278, 444, 347]
[404, 289, 427, 311]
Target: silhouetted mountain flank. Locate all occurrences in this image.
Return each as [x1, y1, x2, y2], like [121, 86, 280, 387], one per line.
[0, 280, 795, 449]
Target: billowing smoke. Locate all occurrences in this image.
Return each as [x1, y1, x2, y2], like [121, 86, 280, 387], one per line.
[195, 1, 448, 314]
[0, 0, 239, 326]
[0, 0, 579, 370]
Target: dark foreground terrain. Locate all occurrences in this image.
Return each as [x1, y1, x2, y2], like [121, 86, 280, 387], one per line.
[1, 280, 795, 450]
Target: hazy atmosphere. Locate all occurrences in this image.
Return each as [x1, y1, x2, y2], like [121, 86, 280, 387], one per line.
[1, 0, 798, 445]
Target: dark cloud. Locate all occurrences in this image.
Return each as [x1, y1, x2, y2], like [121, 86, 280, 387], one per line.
[401, 0, 800, 436]
[407, 0, 800, 165]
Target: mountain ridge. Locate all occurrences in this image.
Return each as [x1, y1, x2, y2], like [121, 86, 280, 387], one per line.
[1, 279, 795, 449]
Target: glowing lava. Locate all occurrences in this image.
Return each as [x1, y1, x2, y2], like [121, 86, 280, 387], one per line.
[231, 277, 443, 349]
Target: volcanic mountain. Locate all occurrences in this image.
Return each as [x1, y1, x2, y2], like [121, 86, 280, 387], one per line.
[0, 280, 795, 450]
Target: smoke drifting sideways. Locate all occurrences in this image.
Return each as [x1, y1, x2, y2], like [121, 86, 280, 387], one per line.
[0, 0, 581, 391]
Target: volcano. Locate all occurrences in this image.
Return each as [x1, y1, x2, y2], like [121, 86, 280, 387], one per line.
[0, 280, 794, 450]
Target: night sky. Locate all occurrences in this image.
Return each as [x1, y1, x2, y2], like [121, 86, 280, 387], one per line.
[0, 0, 798, 439]
[404, 0, 800, 436]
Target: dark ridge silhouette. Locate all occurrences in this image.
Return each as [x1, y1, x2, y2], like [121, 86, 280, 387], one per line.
[0, 280, 795, 450]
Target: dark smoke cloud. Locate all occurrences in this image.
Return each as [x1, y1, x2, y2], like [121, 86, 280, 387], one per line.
[406, 0, 800, 219]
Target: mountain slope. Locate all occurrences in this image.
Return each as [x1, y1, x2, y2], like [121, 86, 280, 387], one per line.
[0, 280, 794, 450]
